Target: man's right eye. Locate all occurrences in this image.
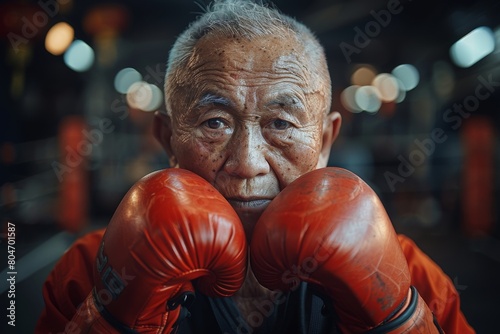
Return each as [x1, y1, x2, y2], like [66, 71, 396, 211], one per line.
[204, 118, 225, 129]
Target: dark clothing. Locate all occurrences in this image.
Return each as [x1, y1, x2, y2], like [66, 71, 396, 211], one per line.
[181, 283, 337, 334]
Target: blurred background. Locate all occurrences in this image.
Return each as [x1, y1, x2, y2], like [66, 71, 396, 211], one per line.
[1, 0, 499, 332]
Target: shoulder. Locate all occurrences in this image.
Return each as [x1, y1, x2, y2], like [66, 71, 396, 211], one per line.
[56, 228, 106, 286]
[396, 234, 476, 334]
[45, 228, 106, 297]
[396, 233, 451, 290]
[36, 228, 106, 333]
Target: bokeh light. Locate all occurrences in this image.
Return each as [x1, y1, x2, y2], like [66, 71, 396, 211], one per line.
[351, 65, 377, 86]
[126, 82, 163, 111]
[450, 26, 495, 68]
[144, 84, 163, 112]
[114, 68, 142, 94]
[340, 85, 362, 113]
[45, 22, 74, 56]
[355, 86, 381, 113]
[372, 73, 399, 102]
[63, 40, 95, 72]
[391, 64, 419, 91]
[395, 83, 407, 103]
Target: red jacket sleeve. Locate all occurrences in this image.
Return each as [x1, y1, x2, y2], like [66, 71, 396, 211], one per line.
[398, 234, 475, 334]
[35, 229, 105, 334]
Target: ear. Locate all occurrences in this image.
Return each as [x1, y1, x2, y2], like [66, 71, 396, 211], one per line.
[317, 111, 342, 168]
[153, 111, 178, 167]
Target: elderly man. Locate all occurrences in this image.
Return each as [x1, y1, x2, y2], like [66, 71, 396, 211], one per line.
[36, 0, 475, 333]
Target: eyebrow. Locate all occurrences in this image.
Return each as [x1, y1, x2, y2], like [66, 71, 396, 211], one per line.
[265, 94, 305, 110]
[195, 92, 305, 112]
[196, 92, 233, 108]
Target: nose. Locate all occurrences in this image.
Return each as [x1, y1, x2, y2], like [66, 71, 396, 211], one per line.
[223, 125, 270, 178]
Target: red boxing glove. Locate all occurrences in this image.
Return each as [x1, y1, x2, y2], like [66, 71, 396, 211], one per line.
[71, 168, 247, 333]
[251, 167, 441, 333]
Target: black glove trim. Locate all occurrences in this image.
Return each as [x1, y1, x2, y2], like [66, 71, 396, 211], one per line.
[92, 288, 195, 334]
[167, 291, 195, 310]
[365, 286, 418, 334]
[92, 287, 139, 334]
[168, 291, 195, 331]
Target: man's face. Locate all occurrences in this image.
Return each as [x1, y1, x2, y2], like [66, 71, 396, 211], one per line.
[162, 33, 336, 236]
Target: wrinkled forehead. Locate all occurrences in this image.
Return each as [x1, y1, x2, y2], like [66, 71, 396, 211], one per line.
[211, 30, 301, 53]
[186, 32, 311, 76]
[165, 31, 331, 116]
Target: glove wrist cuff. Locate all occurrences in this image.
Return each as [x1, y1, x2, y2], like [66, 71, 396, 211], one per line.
[367, 286, 416, 333]
[93, 288, 139, 334]
[366, 286, 444, 334]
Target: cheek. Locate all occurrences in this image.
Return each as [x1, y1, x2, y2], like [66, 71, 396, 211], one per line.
[172, 132, 227, 182]
[272, 130, 323, 186]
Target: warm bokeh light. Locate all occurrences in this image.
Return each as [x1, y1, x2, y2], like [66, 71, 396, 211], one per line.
[450, 26, 495, 68]
[114, 68, 142, 94]
[372, 73, 399, 102]
[351, 65, 377, 86]
[126, 82, 163, 111]
[391, 64, 419, 91]
[127, 81, 152, 110]
[355, 86, 381, 113]
[45, 22, 74, 56]
[63, 40, 95, 72]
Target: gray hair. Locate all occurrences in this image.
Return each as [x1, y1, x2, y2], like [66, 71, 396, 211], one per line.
[164, 0, 331, 114]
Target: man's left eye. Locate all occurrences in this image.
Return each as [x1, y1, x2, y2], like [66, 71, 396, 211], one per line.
[204, 118, 225, 129]
[272, 119, 291, 130]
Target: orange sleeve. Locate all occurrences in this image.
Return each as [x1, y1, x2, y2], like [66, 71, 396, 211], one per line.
[398, 234, 475, 334]
[35, 229, 105, 334]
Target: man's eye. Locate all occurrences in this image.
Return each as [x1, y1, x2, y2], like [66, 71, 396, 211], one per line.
[204, 118, 225, 129]
[272, 119, 291, 130]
